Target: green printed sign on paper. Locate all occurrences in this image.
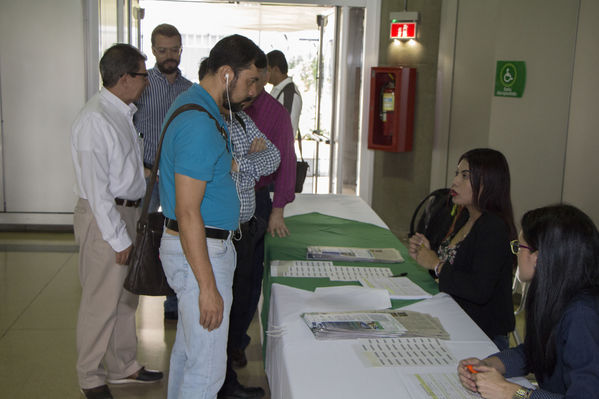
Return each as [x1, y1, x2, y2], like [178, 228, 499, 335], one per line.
[495, 61, 526, 98]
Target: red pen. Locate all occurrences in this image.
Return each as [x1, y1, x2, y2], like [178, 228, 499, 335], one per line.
[466, 365, 479, 374]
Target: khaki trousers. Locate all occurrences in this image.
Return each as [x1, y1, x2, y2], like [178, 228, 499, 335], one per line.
[74, 198, 141, 389]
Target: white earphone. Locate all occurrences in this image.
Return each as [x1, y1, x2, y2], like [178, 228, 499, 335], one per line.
[222, 70, 241, 240]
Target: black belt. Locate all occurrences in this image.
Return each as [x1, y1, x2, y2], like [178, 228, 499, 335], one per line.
[115, 198, 141, 207]
[165, 217, 231, 240]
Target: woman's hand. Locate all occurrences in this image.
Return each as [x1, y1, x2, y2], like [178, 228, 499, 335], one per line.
[408, 233, 430, 257]
[408, 233, 439, 269]
[457, 358, 485, 392]
[473, 366, 521, 399]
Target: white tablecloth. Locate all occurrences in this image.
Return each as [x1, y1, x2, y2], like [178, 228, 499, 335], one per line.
[264, 194, 528, 398]
[265, 284, 529, 399]
[285, 194, 389, 229]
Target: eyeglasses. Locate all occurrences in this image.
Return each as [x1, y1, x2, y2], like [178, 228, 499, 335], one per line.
[510, 240, 533, 255]
[153, 46, 182, 55]
[129, 72, 149, 79]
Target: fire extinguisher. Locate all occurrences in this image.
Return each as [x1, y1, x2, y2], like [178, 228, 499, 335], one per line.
[379, 74, 395, 136]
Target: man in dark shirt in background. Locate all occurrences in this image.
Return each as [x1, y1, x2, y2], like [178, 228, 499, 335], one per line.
[225, 58, 297, 371]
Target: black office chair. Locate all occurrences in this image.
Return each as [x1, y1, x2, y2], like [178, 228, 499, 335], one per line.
[511, 268, 529, 345]
[409, 188, 468, 252]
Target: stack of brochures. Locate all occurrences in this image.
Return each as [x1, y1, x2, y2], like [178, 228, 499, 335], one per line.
[301, 309, 449, 340]
[306, 246, 404, 263]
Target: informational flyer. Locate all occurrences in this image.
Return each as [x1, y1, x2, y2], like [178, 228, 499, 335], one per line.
[354, 337, 455, 367]
[306, 246, 404, 263]
[359, 276, 433, 299]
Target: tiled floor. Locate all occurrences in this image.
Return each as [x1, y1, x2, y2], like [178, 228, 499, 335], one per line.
[0, 233, 270, 399]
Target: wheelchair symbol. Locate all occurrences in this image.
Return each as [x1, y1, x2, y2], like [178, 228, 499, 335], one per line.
[500, 63, 517, 87]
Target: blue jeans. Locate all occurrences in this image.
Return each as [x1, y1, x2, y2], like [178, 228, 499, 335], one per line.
[160, 230, 236, 399]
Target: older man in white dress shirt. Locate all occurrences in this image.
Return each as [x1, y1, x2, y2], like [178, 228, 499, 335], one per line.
[71, 44, 162, 399]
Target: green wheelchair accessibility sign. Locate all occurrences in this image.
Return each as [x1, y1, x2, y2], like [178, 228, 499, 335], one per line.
[495, 61, 526, 98]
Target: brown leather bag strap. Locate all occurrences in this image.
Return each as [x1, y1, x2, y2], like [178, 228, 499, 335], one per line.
[140, 103, 228, 219]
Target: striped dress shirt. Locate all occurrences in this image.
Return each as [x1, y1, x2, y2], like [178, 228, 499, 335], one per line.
[133, 66, 192, 166]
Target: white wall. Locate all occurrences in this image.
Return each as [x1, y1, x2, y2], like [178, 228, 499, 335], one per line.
[487, 0, 578, 221]
[446, 0, 497, 158]
[435, 0, 599, 225]
[0, 0, 84, 220]
[562, 0, 599, 224]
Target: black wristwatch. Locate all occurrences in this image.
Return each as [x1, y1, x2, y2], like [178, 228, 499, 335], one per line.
[512, 387, 532, 399]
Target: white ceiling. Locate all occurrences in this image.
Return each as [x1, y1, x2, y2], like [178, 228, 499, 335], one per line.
[141, 1, 336, 32]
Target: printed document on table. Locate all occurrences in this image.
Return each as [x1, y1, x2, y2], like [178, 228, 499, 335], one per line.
[354, 337, 455, 367]
[329, 265, 392, 281]
[270, 260, 333, 278]
[385, 310, 450, 340]
[359, 276, 433, 300]
[400, 372, 481, 399]
[270, 260, 392, 281]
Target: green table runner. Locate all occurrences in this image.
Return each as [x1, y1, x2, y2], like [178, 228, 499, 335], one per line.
[260, 212, 440, 346]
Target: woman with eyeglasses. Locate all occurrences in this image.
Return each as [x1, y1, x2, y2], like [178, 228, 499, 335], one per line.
[458, 204, 599, 399]
[409, 148, 516, 350]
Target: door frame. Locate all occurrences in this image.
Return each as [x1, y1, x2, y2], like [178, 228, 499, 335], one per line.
[84, 0, 381, 204]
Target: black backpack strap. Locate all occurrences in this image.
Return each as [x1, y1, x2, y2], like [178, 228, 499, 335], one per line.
[275, 82, 297, 115]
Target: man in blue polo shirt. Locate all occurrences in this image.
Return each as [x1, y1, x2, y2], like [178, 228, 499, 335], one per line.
[158, 35, 264, 399]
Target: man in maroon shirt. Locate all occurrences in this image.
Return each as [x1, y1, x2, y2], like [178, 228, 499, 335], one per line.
[219, 65, 296, 399]
[244, 66, 296, 247]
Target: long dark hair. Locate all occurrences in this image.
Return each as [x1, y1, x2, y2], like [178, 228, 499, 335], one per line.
[459, 148, 516, 239]
[522, 204, 599, 379]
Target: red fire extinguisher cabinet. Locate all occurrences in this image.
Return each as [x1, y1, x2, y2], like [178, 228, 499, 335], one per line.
[367, 67, 416, 152]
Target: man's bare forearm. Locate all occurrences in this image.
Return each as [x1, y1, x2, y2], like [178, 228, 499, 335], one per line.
[176, 208, 216, 290]
[174, 173, 224, 330]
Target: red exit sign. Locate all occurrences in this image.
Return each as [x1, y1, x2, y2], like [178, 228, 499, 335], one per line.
[390, 22, 416, 39]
